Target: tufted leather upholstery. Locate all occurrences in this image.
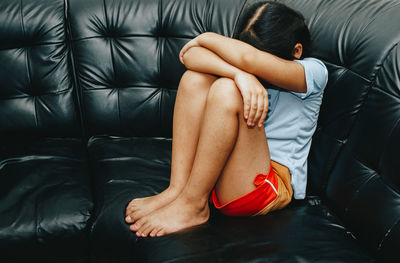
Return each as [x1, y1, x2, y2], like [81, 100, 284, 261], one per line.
[0, 0, 399, 262]
[0, 0, 82, 138]
[291, 0, 400, 260]
[68, 0, 242, 138]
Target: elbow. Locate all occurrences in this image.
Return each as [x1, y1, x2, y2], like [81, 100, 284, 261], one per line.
[181, 51, 190, 65]
[181, 47, 197, 66]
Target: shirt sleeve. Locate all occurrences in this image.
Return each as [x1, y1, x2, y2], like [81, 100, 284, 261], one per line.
[291, 58, 328, 99]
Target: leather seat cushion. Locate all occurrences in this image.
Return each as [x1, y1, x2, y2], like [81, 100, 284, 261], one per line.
[87, 136, 373, 262]
[0, 138, 93, 262]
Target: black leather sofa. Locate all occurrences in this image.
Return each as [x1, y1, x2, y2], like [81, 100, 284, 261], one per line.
[1, 0, 399, 262]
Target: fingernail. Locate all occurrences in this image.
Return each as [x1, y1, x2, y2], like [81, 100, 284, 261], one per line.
[126, 216, 131, 222]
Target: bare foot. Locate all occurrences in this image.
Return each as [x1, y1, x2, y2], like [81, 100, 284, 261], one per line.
[125, 187, 181, 224]
[130, 194, 210, 237]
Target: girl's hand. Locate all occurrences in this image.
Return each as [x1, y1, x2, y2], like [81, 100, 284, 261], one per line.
[234, 73, 269, 128]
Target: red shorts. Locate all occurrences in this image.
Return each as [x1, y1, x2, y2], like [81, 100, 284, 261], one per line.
[210, 161, 293, 216]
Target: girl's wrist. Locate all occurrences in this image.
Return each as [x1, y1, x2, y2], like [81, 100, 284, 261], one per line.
[234, 71, 252, 82]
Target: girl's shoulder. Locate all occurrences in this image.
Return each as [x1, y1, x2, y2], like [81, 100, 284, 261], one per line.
[292, 57, 329, 99]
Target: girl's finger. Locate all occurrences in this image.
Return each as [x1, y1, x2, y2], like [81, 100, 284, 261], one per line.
[254, 93, 264, 126]
[247, 93, 258, 126]
[243, 92, 251, 120]
[258, 95, 269, 127]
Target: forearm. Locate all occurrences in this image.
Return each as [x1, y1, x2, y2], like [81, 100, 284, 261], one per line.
[182, 46, 245, 79]
[197, 32, 307, 93]
[197, 32, 252, 72]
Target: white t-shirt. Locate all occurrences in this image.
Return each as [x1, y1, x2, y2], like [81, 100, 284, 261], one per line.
[263, 57, 328, 199]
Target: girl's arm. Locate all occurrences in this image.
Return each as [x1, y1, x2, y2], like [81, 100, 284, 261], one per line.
[180, 32, 307, 93]
[182, 46, 269, 128]
[182, 46, 243, 80]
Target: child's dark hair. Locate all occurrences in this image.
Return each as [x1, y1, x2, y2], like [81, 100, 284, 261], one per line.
[235, 1, 312, 60]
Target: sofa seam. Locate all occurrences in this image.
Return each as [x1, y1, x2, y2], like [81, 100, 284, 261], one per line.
[70, 34, 193, 42]
[65, 0, 88, 140]
[64, 3, 94, 252]
[322, 60, 371, 83]
[20, 0, 38, 129]
[157, 0, 163, 135]
[0, 87, 75, 100]
[158, 0, 162, 82]
[101, 0, 121, 133]
[0, 41, 66, 51]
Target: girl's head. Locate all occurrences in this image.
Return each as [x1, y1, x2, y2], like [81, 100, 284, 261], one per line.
[235, 1, 312, 60]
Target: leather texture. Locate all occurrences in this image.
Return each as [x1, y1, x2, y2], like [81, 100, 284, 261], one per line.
[0, 0, 399, 262]
[87, 136, 372, 263]
[0, 138, 93, 262]
[0, 0, 82, 138]
[68, 0, 242, 138]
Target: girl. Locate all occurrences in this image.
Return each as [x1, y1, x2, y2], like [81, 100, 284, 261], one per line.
[125, 1, 328, 237]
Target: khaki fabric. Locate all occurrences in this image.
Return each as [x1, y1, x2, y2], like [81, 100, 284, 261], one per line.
[254, 160, 293, 216]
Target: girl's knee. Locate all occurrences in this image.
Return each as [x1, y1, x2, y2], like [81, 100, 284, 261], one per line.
[207, 78, 243, 112]
[179, 70, 217, 94]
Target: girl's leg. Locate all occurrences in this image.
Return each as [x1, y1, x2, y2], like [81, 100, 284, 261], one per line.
[131, 78, 271, 237]
[125, 70, 217, 223]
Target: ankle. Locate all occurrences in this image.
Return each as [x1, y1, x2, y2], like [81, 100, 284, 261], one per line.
[179, 191, 209, 210]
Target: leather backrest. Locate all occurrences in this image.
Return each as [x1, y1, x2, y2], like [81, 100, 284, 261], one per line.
[1, 0, 398, 260]
[0, 0, 81, 138]
[273, 0, 400, 260]
[67, 0, 245, 137]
